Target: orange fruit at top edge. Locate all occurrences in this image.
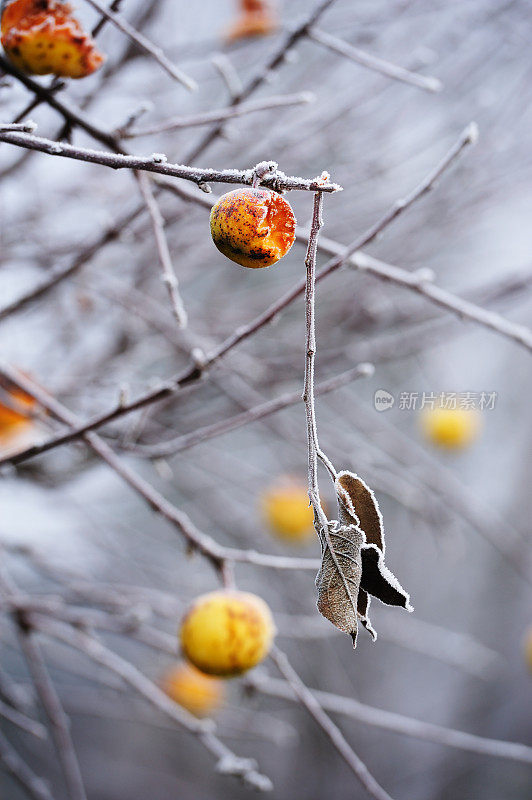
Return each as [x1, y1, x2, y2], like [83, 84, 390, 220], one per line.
[210, 188, 296, 269]
[1, 0, 105, 79]
[224, 0, 278, 42]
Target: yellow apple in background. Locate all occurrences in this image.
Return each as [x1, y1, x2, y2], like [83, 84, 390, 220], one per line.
[180, 590, 275, 677]
[421, 407, 481, 450]
[161, 661, 225, 718]
[262, 478, 315, 543]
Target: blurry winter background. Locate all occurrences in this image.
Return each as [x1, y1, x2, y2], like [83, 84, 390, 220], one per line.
[0, 0, 531, 799]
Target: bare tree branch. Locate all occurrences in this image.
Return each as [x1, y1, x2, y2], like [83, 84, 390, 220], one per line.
[0, 365, 320, 574]
[121, 92, 314, 137]
[0, 698, 47, 739]
[0, 129, 342, 192]
[123, 361, 374, 458]
[0, 121, 37, 133]
[0, 574, 87, 800]
[0, 730, 54, 800]
[308, 27, 442, 92]
[303, 192, 335, 528]
[250, 670, 532, 765]
[26, 615, 273, 791]
[81, 0, 197, 90]
[182, 0, 339, 163]
[270, 646, 395, 800]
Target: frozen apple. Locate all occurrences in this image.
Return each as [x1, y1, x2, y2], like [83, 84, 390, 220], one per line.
[210, 187, 296, 269]
[1, 0, 105, 79]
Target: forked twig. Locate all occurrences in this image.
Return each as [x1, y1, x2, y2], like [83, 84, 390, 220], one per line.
[270, 646, 395, 800]
[0, 572, 87, 800]
[25, 614, 273, 791]
[251, 669, 532, 765]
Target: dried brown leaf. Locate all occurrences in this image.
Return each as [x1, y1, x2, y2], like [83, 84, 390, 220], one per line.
[315, 470, 412, 648]
[315, 520, 364, 647]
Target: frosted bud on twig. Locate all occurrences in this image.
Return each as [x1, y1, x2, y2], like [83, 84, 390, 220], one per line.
[118, 384, 129, 407]
[251, 160, 278, 187]
[465, 121, 479, 145]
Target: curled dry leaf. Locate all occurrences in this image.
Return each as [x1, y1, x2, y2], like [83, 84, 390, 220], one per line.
[315, 518, 365, 647]
[315, 469, 412, 647]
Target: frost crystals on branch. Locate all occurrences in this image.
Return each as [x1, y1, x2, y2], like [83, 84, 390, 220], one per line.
[316, 471, 412, 647]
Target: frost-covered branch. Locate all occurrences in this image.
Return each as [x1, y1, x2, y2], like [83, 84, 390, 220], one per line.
[0, 129, 342, 192]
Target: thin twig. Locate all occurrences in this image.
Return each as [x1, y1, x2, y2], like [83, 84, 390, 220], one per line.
[122, 92, 314, 137]
[0, 730, 54, 800]
[339, 122, 478, 252]
[211, 53, 243, 101]
[91, 0, 123, 38]
[0, 121, 37, 133]
[0, 54, 119, 150]
[270, 646, 394, 800]
[81, 0, 197, 91]
[0, 698, 47, 739]
[0, 202, 146, 322]
[251, 670, 532, 765]
[308, 27, 442, 92]
[11, 80, 65, 125]
[124, 361, 374, 458]
[0, 665, 33, 713]
[136, 172, 188, 327]
[303, 192, 335, 527]
[0, 574, 87, 800]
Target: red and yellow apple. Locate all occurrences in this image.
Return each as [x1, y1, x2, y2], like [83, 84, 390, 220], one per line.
[210, 187, 296, 269]
[1, 0, 105, 78]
